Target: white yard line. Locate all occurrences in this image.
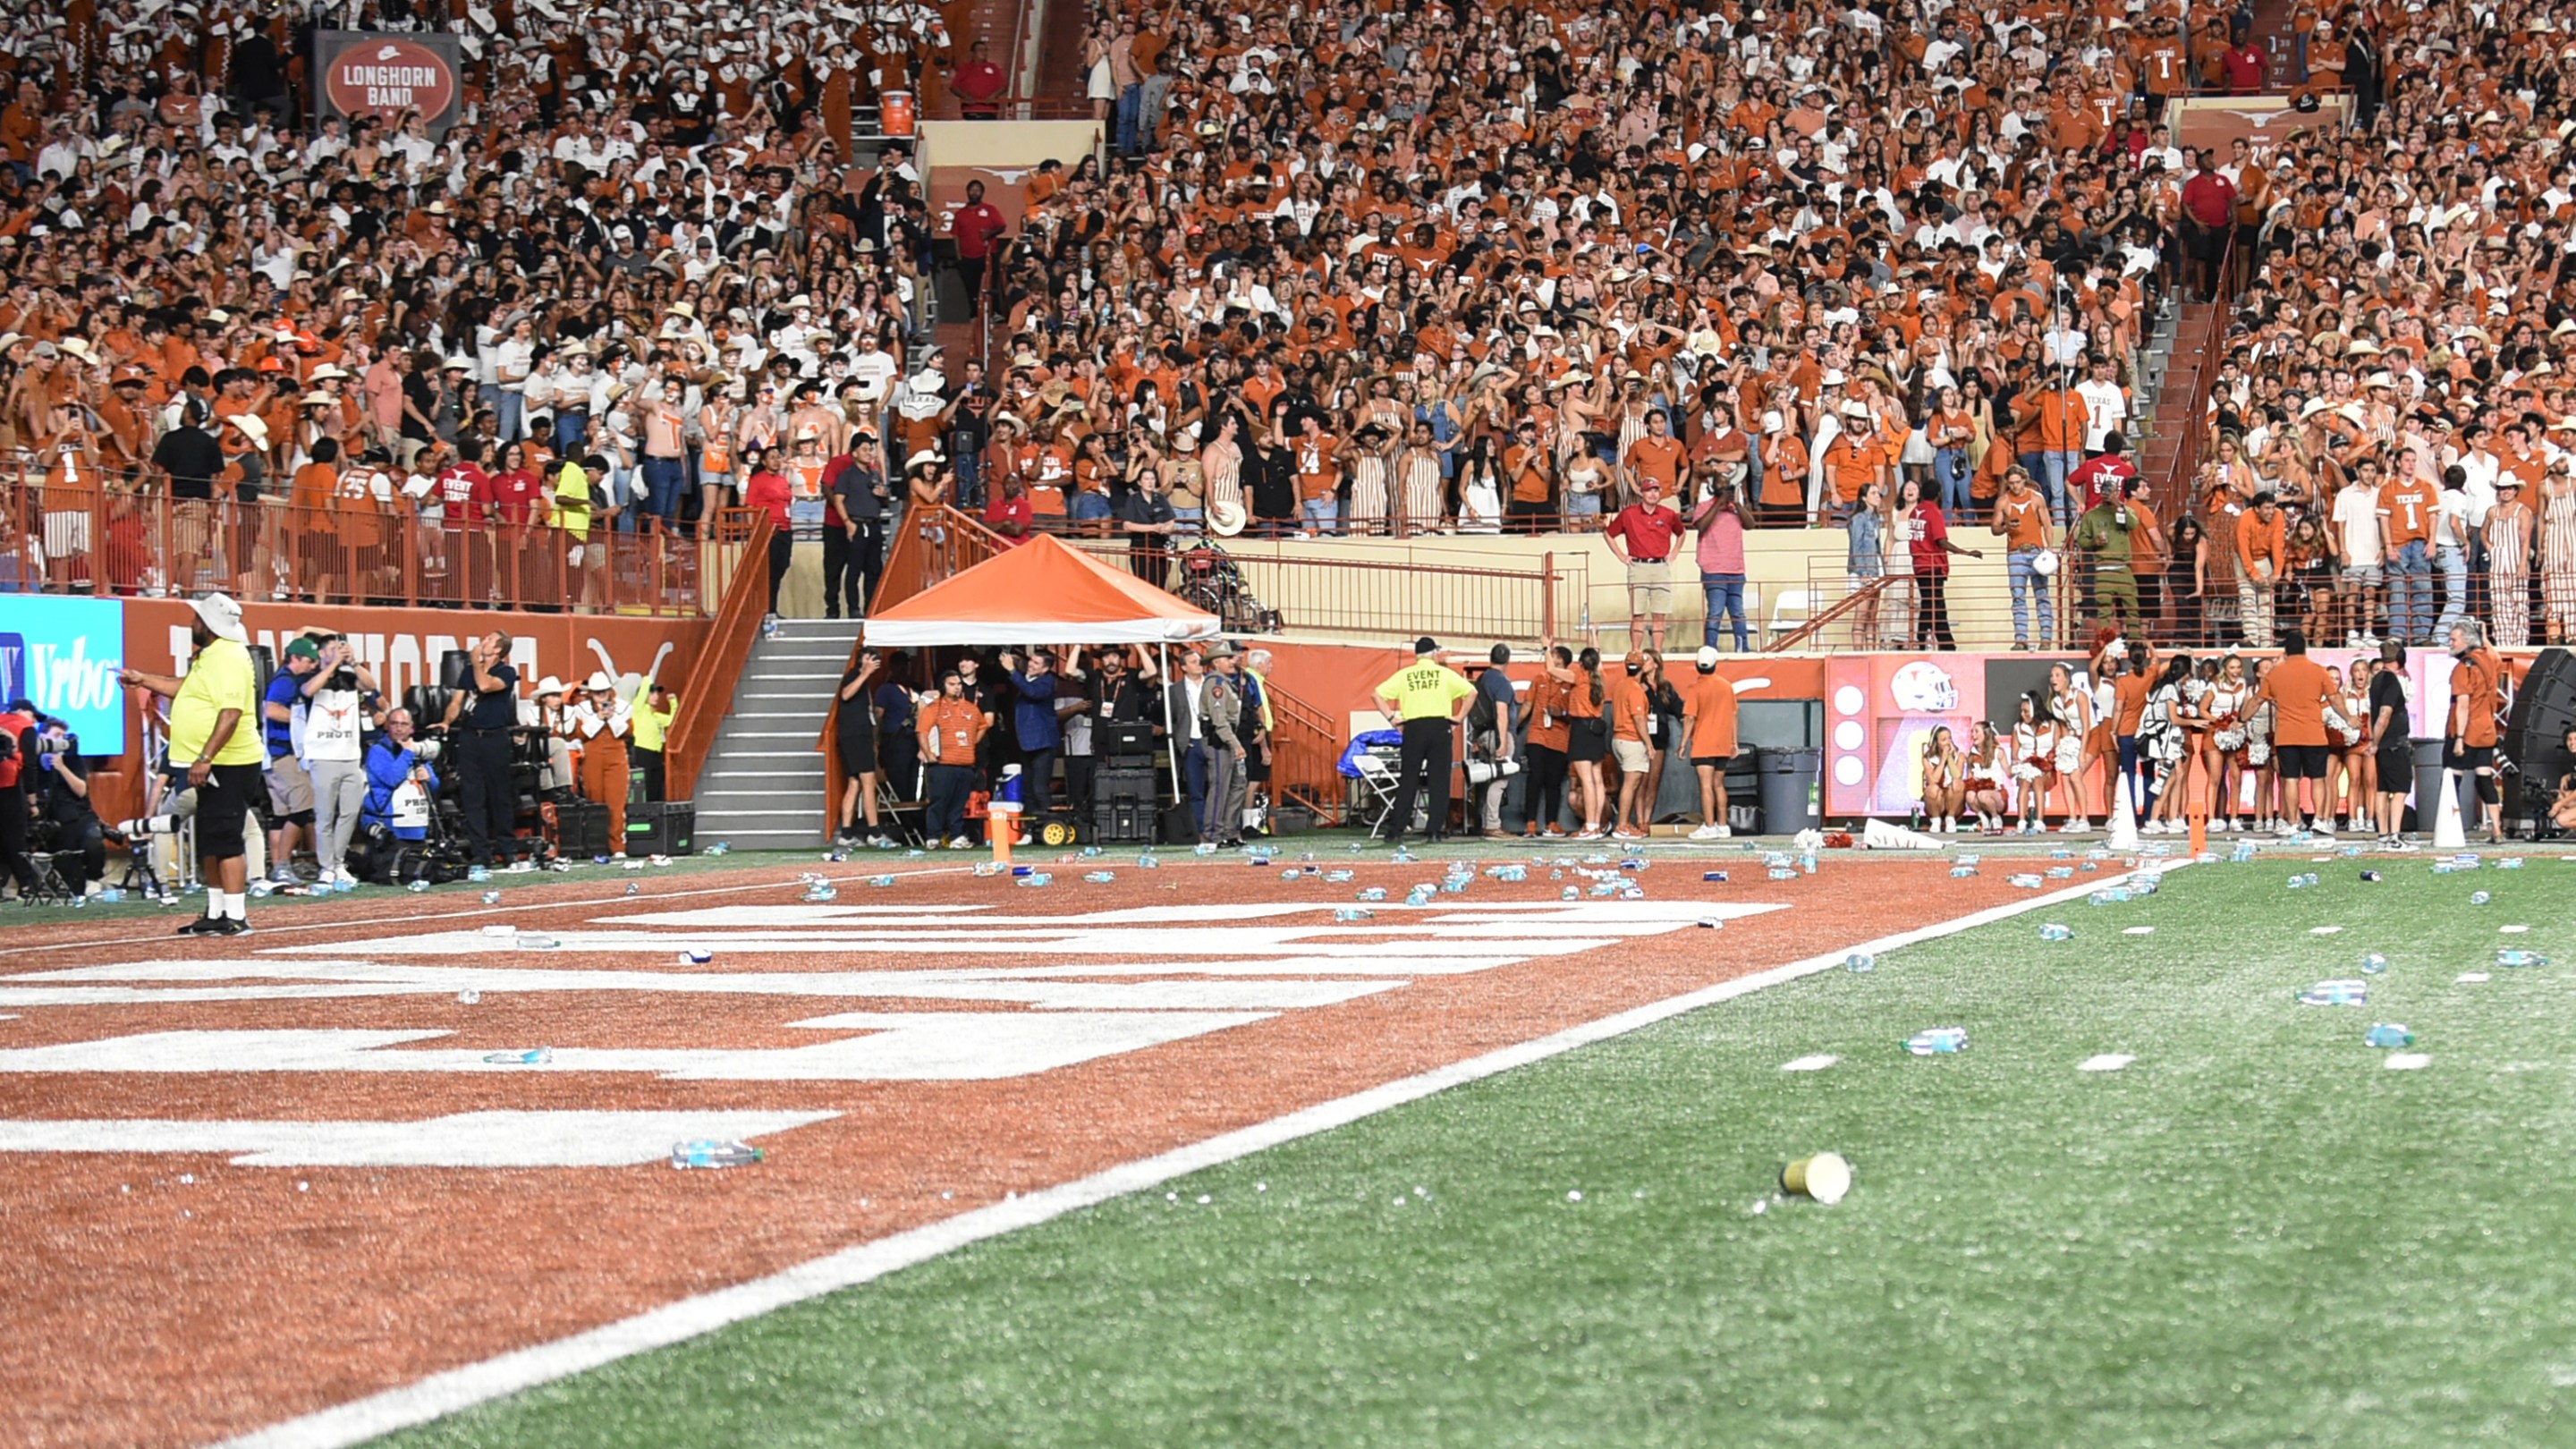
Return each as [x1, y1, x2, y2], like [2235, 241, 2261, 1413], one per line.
[213, 865, 2165, 1449]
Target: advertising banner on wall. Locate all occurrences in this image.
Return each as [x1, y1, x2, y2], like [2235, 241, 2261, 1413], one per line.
[0, 596, 126, 754]
[1822, 648, 2456, 818]
[314, 31, 463, 137]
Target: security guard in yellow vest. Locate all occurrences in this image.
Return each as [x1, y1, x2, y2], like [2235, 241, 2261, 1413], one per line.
[632, 680, 676, 801]
[1373, 635, 1478, 846]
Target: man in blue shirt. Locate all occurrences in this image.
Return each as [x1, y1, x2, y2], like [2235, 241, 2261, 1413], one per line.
[261, 637, 322, 884]
[1004, 647, 1063, 827]
[440, 631, 523, 865]
[363, 708, 442, 844]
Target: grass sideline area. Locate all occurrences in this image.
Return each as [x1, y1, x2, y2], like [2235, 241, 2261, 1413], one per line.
[373, 858, 2576, 1448]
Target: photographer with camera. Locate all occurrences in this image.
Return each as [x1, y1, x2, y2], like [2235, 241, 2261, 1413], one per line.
[117, 593, 267, 936]
[441, 631, 526, 868]
[297, 634, 380, 888]
[29, 715, 106, 896]
[362, 708, 442, 849]
[260, 638, 326, 885]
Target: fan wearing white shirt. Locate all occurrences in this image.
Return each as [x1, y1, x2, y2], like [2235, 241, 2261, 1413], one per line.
[568, 673, 637, 858]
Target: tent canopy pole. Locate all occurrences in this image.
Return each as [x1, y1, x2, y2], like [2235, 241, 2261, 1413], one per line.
[1159, 642, 1182, 815]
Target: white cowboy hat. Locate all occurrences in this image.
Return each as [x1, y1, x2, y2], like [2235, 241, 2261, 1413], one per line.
[191, 591, 248, 643]
[583, 670, 616, 692]
[227, 413, 270, 447]
[905, 448, 945, 470]
[1208, 498, 1248, 537]
[533, 675, 566, 696]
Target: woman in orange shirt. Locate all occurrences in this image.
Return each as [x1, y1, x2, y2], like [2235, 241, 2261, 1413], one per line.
[290, 436, 346, 604]
[917, 668, 992, 849]
[1546, 643, 1610, 839]
[1523, 654, 1572, 837]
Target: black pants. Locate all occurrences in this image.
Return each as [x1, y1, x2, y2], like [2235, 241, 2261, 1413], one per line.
[1915, 572, 1957, 649]
[766, 530, 793, 614]
[1523, 742, 1569, 834]
[878, 734, 919, 805]
[0, 783, 32, 892]
[1506, 499, 1551, 535]
[925, 762, 978, 840]
[454, 730, 521, 863]
[821, 528, 853, 618]
[849, 518, 885, 614]
[634, 747, 665, 803]
[1065, 753, 1097, 822]
[1387, 716, 1455, 842]
[957, 255, 988, 315]
[1019, 747, 1057, 818]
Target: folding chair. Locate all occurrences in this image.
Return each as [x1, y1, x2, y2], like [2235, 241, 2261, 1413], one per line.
[1352, 744, 1422, 840]
[18, 852, 74, 905]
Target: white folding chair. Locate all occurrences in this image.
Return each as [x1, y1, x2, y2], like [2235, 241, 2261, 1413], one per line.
[1765, 587, 1812, 647]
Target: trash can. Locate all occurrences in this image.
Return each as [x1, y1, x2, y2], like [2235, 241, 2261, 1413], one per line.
[2410, 736, 2463, 834]
[1756, 747, 1823, 836]
[1723, 751, 1761, 835]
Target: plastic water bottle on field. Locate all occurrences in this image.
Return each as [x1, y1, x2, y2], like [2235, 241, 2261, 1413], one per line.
[706, 842, 731, 856]
[1335, 907, 1375, 922]
[483, 1047, 552, 1065]
[1280, 868, 1301, 880]
[2470, 890, 2492, 906]
[1799, 852, 1818, 874]
[1496, 865, 1528, 882]
[408, 878, 431, 893]
[467, 865, 491, 883]
[2364, 1023, 2416, 1048]
[2287, 873, 2318, 889]
[1326, 869, 1355, 883]
[1904, 1027, 1969, 1055]
[2045, 866, 2074, 879]
[2231, 843, 2257, 863]
[98, 887, 123, 903]
[1080, 870, 1114, 884]
[2496, 949, 2550, 969]
[1357, 886, 1387, 902]
[2008, 873, 2045, 889]
[1137, 854, 1160, 869]
[802, 885, 838, 902]
[1703, 869, 1731, 882]
[1843, 952, 1876, 973]
[2038, 923, 2074, 941]
[871, 874, 900, 887]
[1561, 886, 1580, 901]
[2299, 979, 2368, 1006]
[672, 1140, 763, 1169]
[2360, 953, 2390, 975]
[481, 889, 503, 904]
[1952, 865, 1979, 878]
[1767, 867, 1797, 881]
[514, 933, 560, 950]
[1018, 872, 1054, 887]
[1080, 845, 1103, 858]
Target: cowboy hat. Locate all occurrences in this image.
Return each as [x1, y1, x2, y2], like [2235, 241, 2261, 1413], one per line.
[533, 674, 566, 697]
[583, 671, 617, 692]
[905, 448, 945, 470]
[227, 413, 270, 447]
[191, 591, 248, 643]
[1209, 498, 1248, 537]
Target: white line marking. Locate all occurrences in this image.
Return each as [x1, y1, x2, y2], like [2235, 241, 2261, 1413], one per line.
[211, 866, 2154, 1449]
[0, 1111, 835, 1167]
[1778, 1054, 1838, 1072]
[2077, 1054, 2134, 1072]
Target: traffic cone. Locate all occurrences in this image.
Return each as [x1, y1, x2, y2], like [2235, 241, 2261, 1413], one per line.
[2107, 769, 2140, 852]
[2433, 767, 2467, 851]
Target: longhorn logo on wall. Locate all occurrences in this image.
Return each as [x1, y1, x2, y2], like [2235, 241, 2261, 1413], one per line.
[316, 32, 462, 135]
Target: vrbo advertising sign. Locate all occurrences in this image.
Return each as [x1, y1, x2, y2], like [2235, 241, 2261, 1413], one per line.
[0, 597, 127, 753]
[315, 31, 463, 137]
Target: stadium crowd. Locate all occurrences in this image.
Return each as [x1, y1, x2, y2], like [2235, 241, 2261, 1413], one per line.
[0, 0, 2568, 664]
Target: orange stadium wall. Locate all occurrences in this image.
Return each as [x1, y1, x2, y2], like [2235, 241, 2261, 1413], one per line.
[97, 603, 713, 824]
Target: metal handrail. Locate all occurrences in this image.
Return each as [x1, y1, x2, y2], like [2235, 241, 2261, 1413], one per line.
[662, 507, 775, 800]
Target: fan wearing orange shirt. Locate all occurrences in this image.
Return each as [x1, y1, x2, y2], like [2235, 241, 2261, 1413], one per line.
[2445, 619, 2506, 843]
[2252, 627, 2336, 834]
[290, 436, 349, 604]
[1991, 467, 2057, 649]
[2378, 467, 2437, 644]
[1679, 645, 1740, 839]
[1288, 413, 1342, 534]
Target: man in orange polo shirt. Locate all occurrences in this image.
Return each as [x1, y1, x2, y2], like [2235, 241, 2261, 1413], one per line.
[2235, 489, 2288, 647]
[2254, 627, 2336, 835]
[2445, 619, 2505, 843]
[1991, 467, 2055, 649]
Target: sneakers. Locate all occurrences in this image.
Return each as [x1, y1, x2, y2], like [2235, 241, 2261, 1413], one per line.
[1611, 827, 1647, 841]
[1540, 826, 1567, 839]
[266, 866, 298, 886]
[947, 835, 976, 850]
[210, 918, 252, 936]
[868, 834, 895, 849]
[176, 916, 228, 936]
[1689, 824, 1724, 840]
[1572, 827, 1606, 841]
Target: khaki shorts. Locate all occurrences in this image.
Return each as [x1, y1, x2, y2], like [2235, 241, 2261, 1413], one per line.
[266, 751, 315, 817]
[1611, 737, 1653, 774]
[1627, 558, 1674, 613]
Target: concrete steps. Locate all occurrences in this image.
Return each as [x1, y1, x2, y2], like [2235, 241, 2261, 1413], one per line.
[690, 618, 866, 851]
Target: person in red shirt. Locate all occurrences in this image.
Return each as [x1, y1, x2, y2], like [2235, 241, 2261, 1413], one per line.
[948, 179, 1010, 318]
[2179, 150, 2237, 301]
[1904, 479, 1981, 648]
[983, 470, 1035, 547]
[2222, 35, 2269, 92]
[738, 444, 795, 616]
[953, 39, 1006, 118]
[1605, 479, 1685, 651]
[2067, 433, 2138, 512]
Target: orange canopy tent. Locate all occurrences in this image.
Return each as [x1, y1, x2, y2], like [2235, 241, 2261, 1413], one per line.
[860, 536, 1221, 648]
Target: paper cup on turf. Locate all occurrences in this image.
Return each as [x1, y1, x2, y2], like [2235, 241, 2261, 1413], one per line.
[1781, 1151, 1852, 1205]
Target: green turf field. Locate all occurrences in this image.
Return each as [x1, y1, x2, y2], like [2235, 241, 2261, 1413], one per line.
[380, 856, 2576, 1448]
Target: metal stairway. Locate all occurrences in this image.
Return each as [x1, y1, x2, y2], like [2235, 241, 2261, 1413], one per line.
[691, 617, 864, 851]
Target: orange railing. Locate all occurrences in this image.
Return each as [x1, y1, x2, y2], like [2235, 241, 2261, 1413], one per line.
[869, 504, 1014, 616]
[1058, 536, 1580, 646]
[1259, 675, 1347, 826]
[2164, 242, 2238, 526]
[662, 506, 775, 800]
[0, 470, 737, 616]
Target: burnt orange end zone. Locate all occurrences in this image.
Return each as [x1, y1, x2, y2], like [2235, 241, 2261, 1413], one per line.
[1, 860, 2029, 1449]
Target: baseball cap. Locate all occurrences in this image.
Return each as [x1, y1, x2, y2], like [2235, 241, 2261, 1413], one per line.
[285, 637, 322, 661]
[1695, 646, 1720, 669]
[1414, 636, 1439, 655]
